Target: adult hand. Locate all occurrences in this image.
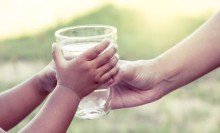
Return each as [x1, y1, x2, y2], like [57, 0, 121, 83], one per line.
[111, 60, 173, 109]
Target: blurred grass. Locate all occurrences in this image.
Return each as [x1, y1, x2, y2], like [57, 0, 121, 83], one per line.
[0, 5, 207, 61]
[0, 4, 220, 133]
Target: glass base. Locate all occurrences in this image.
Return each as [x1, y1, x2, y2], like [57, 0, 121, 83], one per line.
[75, 88, 111, 119]
[75, 109, 110, 120]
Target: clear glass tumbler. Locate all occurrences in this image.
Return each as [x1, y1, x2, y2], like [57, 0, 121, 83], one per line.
[55, 25, 117, 119]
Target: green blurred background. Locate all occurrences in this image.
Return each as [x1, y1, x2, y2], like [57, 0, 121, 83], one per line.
[0, 0, 220, 132]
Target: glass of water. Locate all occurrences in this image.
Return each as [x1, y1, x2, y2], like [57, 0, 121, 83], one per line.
[55, 25, 117, 119]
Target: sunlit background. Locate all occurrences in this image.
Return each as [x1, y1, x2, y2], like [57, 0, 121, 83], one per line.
[0, 0, 220, 132]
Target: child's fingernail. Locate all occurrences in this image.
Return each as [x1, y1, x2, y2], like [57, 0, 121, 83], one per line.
[115, 54, 119, 59]
[102, 38, 112, 45]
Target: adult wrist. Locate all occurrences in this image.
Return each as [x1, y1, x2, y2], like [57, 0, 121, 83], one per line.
[139, 59, 165, 86]
[153, 57, 171, 82]
[153, 56, 181, 90]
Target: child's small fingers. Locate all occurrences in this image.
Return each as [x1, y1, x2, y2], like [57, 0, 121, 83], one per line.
[109, 71, 121, 87]
[52, 43, 65, 69]
[81, 39, 110, 60]
[94, 47, 117, 68]
[98, 56, 118, 76]
[100, 65, 119, 83]
[102, 79, 114, 87]
[64, 55, 75, 61]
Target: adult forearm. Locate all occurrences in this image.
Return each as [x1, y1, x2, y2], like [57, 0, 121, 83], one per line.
[19, 86, 80, 133]
[154, 11, 220, 92]
[0, 74, 49, 130]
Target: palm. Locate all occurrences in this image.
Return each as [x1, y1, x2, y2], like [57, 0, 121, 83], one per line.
[111, 79, 164, 109]
[111, 60, 168, 109]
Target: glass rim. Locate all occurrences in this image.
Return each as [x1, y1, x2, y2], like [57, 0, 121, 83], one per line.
[55, 25, 117, 40]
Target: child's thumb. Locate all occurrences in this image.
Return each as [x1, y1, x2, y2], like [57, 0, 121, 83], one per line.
[52, 43, 65, 68]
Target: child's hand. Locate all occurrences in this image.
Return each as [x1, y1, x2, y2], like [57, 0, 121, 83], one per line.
[52, 40, 119, 99]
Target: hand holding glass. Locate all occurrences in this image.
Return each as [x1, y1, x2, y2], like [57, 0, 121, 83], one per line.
[55, 25, 117, 119]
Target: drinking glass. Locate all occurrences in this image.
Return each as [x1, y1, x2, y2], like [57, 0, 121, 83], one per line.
[55, 25, 117, 119]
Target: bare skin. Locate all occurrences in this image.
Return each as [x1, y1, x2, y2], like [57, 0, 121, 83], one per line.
[0, 62, 56, 131]
[0, 40, 119, 132]
[111, 11, 220, 109]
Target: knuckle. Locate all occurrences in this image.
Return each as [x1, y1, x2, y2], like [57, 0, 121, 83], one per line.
[108, 58, 117, 68]
[81, 63, 90, 72]
[111, 69, 119, 77]
[104, 54, 111, 61]
[83, 66, 90, 72]
[94, 48, 101, 55]
[107, 62, 115, 69]
[103, 50, 114, 60]
[75, 57, 84, 64]
[93, 74, 101, 83]
[75, 58, 91, 71]
[85, 62, 97, 73]
[103, 74, 111, 82]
